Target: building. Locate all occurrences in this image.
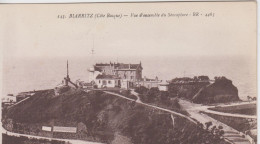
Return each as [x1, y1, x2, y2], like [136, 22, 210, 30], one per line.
[88, 62, 143, 89]
[2, 94, 17, 104]
[158, 81, 169, 91]
[95, 74, 121, 88]
[88, 66, 102, 83]
[137, 76, 162, 89]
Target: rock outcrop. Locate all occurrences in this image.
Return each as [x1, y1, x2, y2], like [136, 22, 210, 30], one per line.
[192, 77, 240, 104]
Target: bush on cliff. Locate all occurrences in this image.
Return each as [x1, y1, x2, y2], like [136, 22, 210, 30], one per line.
[134, 87, 183, 114]
[168, 76, 210, 100]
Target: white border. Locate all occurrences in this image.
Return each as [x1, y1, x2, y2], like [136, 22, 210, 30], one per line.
[0, 0, 256, 3]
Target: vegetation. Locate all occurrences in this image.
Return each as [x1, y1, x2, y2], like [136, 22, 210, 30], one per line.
[247, 96, 257, 102]
[2, 134, 68, 144]
[203, 112, 257, 133]
[168, 77, 210, 100]
[134, 86, 187, 115]
[3, 89, 228, 144]
[106, 89, 137, 100]
[170, 76, 210, 83]
[203, 112, 257, 142]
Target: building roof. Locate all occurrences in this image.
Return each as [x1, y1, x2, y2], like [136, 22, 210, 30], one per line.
[159, 81, 169, 86]
[96, 74, 120, 79]
[94, 62, 142, 70]
[94, 66, 102, 72]
[116, 64, 141, 70]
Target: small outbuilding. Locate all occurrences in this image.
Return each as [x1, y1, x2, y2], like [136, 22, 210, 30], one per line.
[159, 81, 169, 91]
[95, 74, 121, 88]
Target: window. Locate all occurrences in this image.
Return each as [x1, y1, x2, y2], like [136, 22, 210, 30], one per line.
[102, 80, 107, 85]
[99, 80, 101, 83]
[108, 80, 111, 84]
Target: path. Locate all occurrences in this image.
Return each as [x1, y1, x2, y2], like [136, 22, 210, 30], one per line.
[104, 91, 197, 124]
[130, 90, 142, 103]
[179, 99, 252, 144]
[1, 124, 102, 144]
[8, 97, 30, 109]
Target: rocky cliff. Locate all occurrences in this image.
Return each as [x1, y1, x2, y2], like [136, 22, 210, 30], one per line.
[192, 77, 240, 104]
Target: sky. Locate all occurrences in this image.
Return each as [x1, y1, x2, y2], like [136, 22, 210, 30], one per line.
[0, 2, 257, 60]
[0, 2, 257, 101]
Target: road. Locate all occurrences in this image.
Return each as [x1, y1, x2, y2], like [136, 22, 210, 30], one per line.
[191, 101, 257, 119]
[108, 90, 254, 144]
[204, 109, 256, 119]
[179, 99, 254, 144]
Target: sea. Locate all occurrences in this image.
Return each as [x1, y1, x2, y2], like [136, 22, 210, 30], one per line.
[2, 55, 257, 101]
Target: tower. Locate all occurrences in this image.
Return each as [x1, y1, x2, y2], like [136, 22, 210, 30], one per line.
[67, 60, 69, 78]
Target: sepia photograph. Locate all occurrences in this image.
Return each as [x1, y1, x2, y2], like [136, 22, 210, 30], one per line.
[0, 2, 257, 144]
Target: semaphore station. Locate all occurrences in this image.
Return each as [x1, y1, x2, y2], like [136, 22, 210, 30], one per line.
[87, 62, 163, 89]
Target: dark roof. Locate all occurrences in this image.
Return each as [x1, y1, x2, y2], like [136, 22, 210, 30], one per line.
[94, 66, 102, 72]
[95, 63, 111, 66]
[94, 62, 142, 70]
[117, 64, 141, 70]
[96, 74, 120, 79]
[83, 83, 92, 86]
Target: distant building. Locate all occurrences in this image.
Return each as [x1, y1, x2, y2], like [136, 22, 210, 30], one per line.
[95, 74, 121, 88]
[159, 81, 169, 91]
[88, 62, 143, 89]
[137, 76, 162, 89]
[2, 94, 17, 103]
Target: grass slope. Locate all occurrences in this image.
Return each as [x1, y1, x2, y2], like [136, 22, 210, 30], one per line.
[3, 88, 227, 144]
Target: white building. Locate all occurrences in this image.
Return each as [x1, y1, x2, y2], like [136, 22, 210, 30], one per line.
[158, 81, 169, 91]
[88, 66, 102, 83]
[137, 76, 162, 89]
[2, 94, 17, 103]
[95, 74, 121, 88]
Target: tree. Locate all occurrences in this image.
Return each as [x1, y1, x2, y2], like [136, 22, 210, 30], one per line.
[247, 96, 252, 102]
[218, 125, 223, 130]
[211, 126, 216, 134]
[205, 122, 212, 130]
[219, 130, 224, 136]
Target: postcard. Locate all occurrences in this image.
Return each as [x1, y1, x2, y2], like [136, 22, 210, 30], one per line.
[0, 2, 257, 144]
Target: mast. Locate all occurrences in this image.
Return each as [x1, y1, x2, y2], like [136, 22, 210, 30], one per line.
[67, 60, 69, 78]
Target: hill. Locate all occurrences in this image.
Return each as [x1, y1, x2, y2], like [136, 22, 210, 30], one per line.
[3, 88, 227, 144]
